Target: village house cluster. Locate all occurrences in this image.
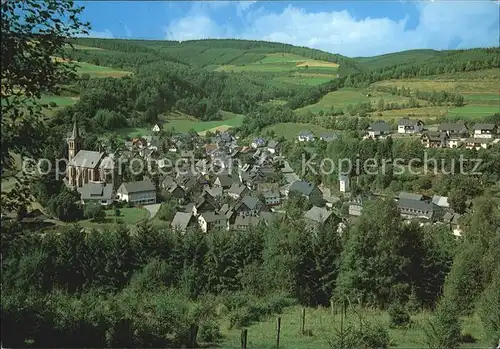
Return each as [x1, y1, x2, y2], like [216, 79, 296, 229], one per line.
[366, 117, 498, 149]
[63, 119, 490, 235]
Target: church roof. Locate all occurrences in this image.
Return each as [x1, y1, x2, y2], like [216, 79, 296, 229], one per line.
[69, 150, 105, 169]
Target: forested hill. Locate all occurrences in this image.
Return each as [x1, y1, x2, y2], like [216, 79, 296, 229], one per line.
[69, 38, 361, 74]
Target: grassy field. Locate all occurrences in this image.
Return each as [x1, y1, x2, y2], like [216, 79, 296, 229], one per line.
[75, 61, 132, 78]
[78, 207, 148, 229]
[373, 69, 500, 96]
[163, 112, 244, 134]
[262, 122, 332, 141]
[219, 306, 488, 349]
[114, 111, 245, 139]
[214, 53, 339, 86]
[296, 88, 418, 115]
[39, 95, 78, 107]
[448, 105, 500, 115]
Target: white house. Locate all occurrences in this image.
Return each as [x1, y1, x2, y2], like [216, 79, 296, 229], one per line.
[116, 179, 156, 205]
[77, 181, 114, 206]
[397, 117, 423, 134]
[198, 212, 227, 233]
[262, 189, 280, 206]
[367, 122, 391, 138]
[473, 124, 497, 139]
[297, 131, 314, 142]
[339, 175, 350, 193]
[465, 138, 493, 150]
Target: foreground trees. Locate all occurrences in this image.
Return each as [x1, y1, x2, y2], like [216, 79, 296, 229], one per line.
[3, 194, 498, 347]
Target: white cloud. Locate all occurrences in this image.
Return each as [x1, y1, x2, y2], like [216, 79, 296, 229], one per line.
[165, 16, 227, 41]
[163, 1, 499, 56]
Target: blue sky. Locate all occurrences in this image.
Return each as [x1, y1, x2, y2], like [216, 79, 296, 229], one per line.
[78, 0, 499, 57]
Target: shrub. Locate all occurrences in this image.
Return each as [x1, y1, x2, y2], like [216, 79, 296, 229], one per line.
[198, 321, 222, 343]
[361, 322, 390, 349]
[388, 303, 411, 328]
[328, 320, 389, 349]
[48, 101, 57, 107]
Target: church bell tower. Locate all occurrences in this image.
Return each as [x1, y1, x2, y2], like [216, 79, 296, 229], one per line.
[67, 117, 82, 161]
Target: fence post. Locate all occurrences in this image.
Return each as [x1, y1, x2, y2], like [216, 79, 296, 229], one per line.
[241, 328, 248, 349]
[188, 324, 198, 348]
[276, 317, 281, 349]
[330, 299, 334, 317]
[301, 307, 306, 335]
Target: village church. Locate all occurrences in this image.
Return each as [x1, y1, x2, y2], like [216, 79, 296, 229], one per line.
[66, 119, 115, 188]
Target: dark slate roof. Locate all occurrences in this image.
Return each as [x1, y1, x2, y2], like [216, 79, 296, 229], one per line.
[205, 186, 223, 198]
[422, 131, 448, 141]
[239, 195, 261, 210]
[397, 198, 436, 212]
[171, 212, 193, 231]
[438, 122, 468, 132]
[200, 211, 226, 223]
[78, 182, 114, 200]
[119, 180, 155, 194]
[398, 192, 424, 201]
[289, 180, 315, 196]
[368, 121, 391, 132]
[234, 215, 262, 227]
[228, 183, 247, 196]
[465, 137, 493, 144]
[304, 206, 333, 224]
[69, 150, 105, 168]
[473, 123, 496, 130]
[215, 174, 233, 187]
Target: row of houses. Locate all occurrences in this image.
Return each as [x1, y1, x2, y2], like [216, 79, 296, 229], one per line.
[348, 191, 462, 235]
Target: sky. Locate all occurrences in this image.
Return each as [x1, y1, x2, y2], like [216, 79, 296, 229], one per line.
[78, 0, 500, 57]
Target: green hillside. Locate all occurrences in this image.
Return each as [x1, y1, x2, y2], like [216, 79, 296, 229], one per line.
[354, 49, 444, 70]
[45, 39, 499, 138]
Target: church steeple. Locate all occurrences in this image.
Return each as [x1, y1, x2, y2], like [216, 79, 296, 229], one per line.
[67, 116, 82, 161]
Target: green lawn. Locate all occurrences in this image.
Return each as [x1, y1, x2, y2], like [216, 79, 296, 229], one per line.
[39, 95, 77, 107]
[164, 113, 245, 133]
[262, 122, 332, 141]
[112, 112, 245, 139]
[219, 306, 488, 349]
[258, 53, 312, 64]
[464, 93, 500, 102]
[296, 88, 414, 115]
[213, 53, 339, 86]
[448, 105, 500, 115]
[79, 207, 148, 229]
[76, 61, 132, 78]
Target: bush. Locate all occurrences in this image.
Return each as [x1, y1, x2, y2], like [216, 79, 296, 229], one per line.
[198, 321, 222, 343]
[49, 101, 57, 107]
[388, 303, 411, 328]
[361, 322, 390, 349]
[328, 320, 390, 349]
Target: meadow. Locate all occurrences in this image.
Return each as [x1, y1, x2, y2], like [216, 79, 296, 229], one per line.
[78, 207, 148, 230]
[75, 61, 132, 78]
[214, 53, 339, 86]
[262, 122, 333, 141]
[219, 306, 488, 349]
[295, 88, 418, 115]
[113, 111, 245, 139]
